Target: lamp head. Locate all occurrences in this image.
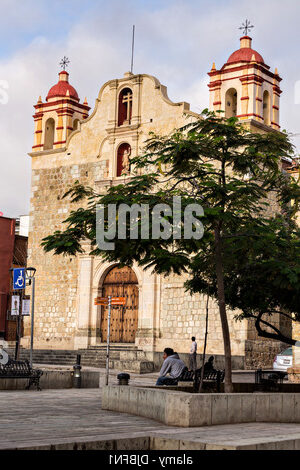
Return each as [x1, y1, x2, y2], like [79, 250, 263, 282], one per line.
[26, 267, 36, 280]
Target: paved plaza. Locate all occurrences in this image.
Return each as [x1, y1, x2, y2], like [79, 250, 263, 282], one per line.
[0, 369, 299, 450]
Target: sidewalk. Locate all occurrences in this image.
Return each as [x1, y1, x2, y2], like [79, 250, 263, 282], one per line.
[0, 388, 300, 450]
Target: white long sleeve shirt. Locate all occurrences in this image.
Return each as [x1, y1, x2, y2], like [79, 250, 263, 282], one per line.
[190, 341, 197, 354]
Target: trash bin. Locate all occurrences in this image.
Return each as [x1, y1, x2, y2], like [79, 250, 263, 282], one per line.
[117, 373, 130, 385]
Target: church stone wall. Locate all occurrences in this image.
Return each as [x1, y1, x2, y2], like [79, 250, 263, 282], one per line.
[156, 273, 247, 361]
[24, 158, 107, 349]
[24, 73, 194, 351]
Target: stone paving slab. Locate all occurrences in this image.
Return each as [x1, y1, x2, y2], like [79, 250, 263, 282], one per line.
[0, 389, 168, 450]
[149, 422, 300, 449]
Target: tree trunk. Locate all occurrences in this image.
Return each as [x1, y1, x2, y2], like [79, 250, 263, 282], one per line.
[199, 291, 209, 392]
[214, 225, 233, 393]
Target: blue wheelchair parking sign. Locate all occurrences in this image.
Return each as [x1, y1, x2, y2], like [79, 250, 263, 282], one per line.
[13, 268, 26, 290]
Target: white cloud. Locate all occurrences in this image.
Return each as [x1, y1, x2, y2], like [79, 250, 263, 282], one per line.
[1, 0, 300, 217]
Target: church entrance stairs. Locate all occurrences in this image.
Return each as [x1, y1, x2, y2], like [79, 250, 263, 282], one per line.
[4, 344, 156, 373]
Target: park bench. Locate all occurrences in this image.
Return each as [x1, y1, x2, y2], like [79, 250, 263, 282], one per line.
[0, 359, 43, 391]
[255, 368, 287, 391]
[179, 367, 225, 392]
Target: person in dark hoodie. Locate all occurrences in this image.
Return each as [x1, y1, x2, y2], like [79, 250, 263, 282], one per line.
[155, 348, 186, 386]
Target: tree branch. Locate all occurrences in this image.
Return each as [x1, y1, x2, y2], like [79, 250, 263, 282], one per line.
[253, 311, 297, 346]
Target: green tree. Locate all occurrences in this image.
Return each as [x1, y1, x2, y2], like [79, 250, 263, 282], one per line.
[42, 110, 298, 392]
[209, 216, 300, 345]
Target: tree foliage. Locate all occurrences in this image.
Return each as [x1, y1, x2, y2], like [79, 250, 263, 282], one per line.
[42, 110, 299, 389]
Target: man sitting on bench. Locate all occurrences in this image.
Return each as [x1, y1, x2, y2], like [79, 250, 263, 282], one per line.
[156, 348, 186, 386]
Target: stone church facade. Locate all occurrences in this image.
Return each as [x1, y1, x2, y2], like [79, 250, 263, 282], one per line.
[23, 35, 288, 368]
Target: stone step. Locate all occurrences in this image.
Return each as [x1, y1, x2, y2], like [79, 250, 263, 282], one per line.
[111, 360, 155, 374]
[80, 351, 120, 357]
[4, 347, 155, 372]
[119, 350, 149, 361]
[86, 345, 138, 351]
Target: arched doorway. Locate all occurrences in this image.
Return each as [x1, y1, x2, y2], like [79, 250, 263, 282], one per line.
[100, 265, 139, 343]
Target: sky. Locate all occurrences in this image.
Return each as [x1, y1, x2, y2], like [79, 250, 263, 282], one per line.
[1, 0, 300, 218]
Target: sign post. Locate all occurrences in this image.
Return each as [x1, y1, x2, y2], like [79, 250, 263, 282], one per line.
[94, 295, 126, 386]
[25, 267, 37, 368]
[12, 268, 26, 360]
[106, 295, 112, 386]
[29, 276, 35, 368]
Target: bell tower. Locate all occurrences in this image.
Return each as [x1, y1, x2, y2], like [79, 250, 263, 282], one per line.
[208, 32, 282, 131]
[32, 63, 90, 152]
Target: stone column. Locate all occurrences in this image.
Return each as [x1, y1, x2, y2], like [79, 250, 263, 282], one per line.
[288, 323, 300, 382]
[55, 109, 64, 148]
[135, 268, 159, 355]
[74, 245, 94, 350]
[207, 64, 221, 113]
[240, 69, 249, 117]
[33, 98, 43, 151]
[272, 71, 281, 130]
[108, 80, 118, 128]
[255, 70, 263, 121]
[131, 75, 142, 126]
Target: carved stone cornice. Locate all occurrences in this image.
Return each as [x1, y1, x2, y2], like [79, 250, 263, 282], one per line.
[105, 123, 140, 135]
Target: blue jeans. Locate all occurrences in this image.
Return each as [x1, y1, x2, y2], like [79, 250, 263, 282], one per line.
[156, 376, 178, 386]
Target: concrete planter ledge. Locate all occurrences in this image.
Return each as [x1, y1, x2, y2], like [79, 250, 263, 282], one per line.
[102, 385, 300, 427]
[0, 370, 99, 390]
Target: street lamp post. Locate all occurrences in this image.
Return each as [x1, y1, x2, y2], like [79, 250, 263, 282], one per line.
[26, 267, 36, 368]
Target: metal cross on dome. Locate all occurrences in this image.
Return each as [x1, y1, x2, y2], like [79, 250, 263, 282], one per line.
[239, 19, 254, 36]
[59, 56, 70, 71]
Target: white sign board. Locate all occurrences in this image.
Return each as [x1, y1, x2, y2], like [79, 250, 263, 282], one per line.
[11, 295, 20, 316]
[22, 299, 30, 316]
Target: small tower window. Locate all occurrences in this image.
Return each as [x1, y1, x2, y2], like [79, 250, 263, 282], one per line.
[118, 88, 133, 126]
[117, 143, 131, 177]
[263, 90, 271, 126]
[225, 88, 237, 118]
[44, 118, 55, 150]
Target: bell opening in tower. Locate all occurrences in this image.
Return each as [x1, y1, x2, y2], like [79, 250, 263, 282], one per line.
[225, 88, 237, 118]
[44, 118, 55, 150]
[263, 90, 271, 126]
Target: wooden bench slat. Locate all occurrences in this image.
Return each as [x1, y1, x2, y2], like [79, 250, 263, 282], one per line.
[178, 366, 225, 391]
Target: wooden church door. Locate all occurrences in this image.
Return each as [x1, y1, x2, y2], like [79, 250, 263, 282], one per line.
[100, 266, 139, 343]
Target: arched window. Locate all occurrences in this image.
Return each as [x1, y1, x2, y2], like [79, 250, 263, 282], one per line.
[225, 88, 237, 118]
[263, 90, 271, 125]
[73, 119, 80, 131]
[117, 143, 131, 177]
[118, 88, 133, 126]
[44, 118, 55, 150]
